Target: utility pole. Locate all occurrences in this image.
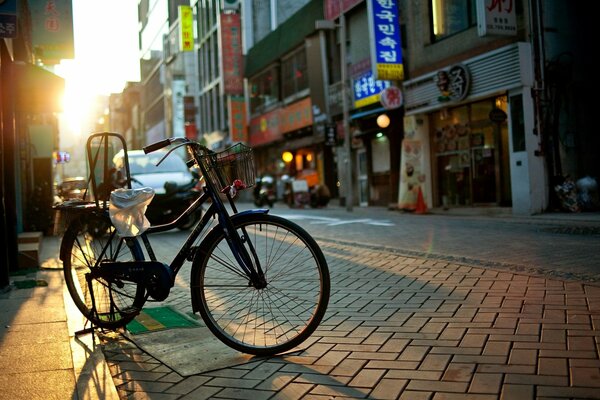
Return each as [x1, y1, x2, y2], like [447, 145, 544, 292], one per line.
[339, 3, 353, 212]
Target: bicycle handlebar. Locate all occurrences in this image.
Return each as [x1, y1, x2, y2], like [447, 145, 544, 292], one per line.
[143, 139, 171, 154]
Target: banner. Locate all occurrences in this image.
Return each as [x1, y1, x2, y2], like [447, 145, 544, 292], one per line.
[220, 13, 243, 94]
[228, 96, 248, 143]
[0, 0, 17, 38]
[367, 0, 403, 81]
[30, 0, 74, 63]
[178, 6, 194, 51]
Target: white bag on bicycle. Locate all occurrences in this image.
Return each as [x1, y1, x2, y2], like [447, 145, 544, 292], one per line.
[109, 187, 155, 237]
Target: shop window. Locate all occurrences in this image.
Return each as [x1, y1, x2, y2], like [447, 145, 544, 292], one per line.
[249, 66, 280, 114]
[282, 48, 308, 100]
[430, 0, 477, 41]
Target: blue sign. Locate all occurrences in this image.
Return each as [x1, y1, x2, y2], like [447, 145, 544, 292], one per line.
[0, 0, 17, 38]
[353, 71, 391, 108]
[367, 0, 404, 81]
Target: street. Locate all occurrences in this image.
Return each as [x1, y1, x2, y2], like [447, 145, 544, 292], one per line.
[97, 203, 600, 399]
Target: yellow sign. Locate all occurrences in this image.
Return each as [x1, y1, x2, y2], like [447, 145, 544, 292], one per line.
[178, 6, 194, 52]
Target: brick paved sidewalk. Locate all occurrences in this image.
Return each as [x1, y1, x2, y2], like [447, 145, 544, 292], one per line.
[101, 239, 600, 399]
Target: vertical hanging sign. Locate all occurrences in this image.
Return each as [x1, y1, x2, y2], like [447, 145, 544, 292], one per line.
[30, 0, 74, 63]
[221, 13, 243, 94]
[367, 0, 404, 81]
[178, 5, 194, 51]
[228, 96, 248, 143]
[476, 0, 517, 37]
[0, 0, 17, 38]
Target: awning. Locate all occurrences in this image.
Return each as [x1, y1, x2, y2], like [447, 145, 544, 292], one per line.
[14, 62, 65, 113]
[350, 106, 385, 120]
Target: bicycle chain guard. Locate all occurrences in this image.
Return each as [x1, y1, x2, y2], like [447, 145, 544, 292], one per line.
[95, 260, 174, 301]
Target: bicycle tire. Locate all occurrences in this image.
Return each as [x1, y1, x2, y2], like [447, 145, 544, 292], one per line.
[192, 213, 330, 356]
[61, 212, 146, 329]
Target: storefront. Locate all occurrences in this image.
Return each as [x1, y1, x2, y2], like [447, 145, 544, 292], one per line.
[430, 96, 511, 207]
[249, 97, 329, 200]
[401, 43, 546, 214]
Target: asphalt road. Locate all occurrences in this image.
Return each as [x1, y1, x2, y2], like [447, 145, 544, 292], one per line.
[146, 201, 600, 285]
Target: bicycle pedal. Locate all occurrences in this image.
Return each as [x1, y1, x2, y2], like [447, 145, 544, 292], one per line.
[120, 307, 141, 318]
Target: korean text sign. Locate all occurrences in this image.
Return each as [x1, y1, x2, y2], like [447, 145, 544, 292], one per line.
[367, 0, 404, 81]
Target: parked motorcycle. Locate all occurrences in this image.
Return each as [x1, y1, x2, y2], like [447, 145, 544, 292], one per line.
[253, 175, 276, 207]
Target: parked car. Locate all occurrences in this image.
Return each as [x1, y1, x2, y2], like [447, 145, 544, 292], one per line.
[112, 149, 203, 230]
[57, 176, 88, 201]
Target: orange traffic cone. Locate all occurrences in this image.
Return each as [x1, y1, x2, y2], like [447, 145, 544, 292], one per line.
[415, 187, 428, 214]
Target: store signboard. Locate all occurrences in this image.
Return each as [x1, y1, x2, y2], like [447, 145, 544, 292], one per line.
[367, 0, 404, 81]
[0, 0, 17, 38]
[221, 13, 243, 94]
[228, 96, 248, 143]
[353, 70, 391, 108]
[476, 0, 517, 37]
[324, 0, 362, 20]
[30, 0, 74, 63]
[178, 6, 194, 51]
[249, 108, 282, 147]
[281, 98, 313, 134]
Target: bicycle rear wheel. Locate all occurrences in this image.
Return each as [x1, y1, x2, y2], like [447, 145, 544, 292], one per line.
[61, 212, 146, 329]
[193, 213, 330, 356]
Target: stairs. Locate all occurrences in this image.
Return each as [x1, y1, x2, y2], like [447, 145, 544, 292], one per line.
[17, 232, 44, 269]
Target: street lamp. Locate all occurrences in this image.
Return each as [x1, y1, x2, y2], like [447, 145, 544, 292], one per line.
[316, 6, 353, 212]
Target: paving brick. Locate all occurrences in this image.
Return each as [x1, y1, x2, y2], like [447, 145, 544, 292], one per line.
[398, 345, 430, 362]
[329, 358, 367, 376]
[164, 375, 211, 395]
[500, 384, 534, 400]
[406, 380, 469, 393]
[536, 386, 600, 398]
[442, 363, 476, 382]
[468, 373, 503, 394]
[570, 367, 600, 387]
[348, 369, 386, 388]
[419, 354, 452, 371]
[433, 393, 498, 400]
[273, 382, 313, 400]
[538, 357, 568, 376]
[399, 390, 433, 400]
[508, 348, 538, 365]
[504, 373, 569, 386]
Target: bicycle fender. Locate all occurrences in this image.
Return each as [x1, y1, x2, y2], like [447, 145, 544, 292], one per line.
[189, 210, 268, 313]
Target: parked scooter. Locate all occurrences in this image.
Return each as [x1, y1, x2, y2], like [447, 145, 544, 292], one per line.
[253, 175, 276, 207]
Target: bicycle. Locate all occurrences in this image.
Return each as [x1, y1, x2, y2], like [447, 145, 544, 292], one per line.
[59, 135, 330, 356]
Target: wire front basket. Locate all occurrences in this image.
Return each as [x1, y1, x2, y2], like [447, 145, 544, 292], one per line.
[200, 143, 256, 192]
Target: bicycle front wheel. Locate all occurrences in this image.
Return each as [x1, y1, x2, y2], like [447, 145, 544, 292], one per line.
[61, 212, 146, 329]
[193, 213, 330, 356]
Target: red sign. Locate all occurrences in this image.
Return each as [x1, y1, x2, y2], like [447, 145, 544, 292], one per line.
[324, 0, 362, 20]
[249, 108, 282, 146]
[380, 86, 403, 110]
[228, 96, 248, 142]
[280, 98, 313, 134]
[220, 13, 243, 94]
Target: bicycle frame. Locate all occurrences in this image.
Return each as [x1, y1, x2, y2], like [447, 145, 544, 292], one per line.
[132, 139, 268, 292]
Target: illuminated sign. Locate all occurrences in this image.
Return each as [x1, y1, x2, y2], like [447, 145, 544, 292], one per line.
[179, 6, 194, 51]
[353, 70, 391, 108]
[367, 0, 404, 81]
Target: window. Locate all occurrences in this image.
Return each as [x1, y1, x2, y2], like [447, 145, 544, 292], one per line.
[281, 49, 308, 100]
[431, 0, 476, 41]
[249, 66, 280, 114]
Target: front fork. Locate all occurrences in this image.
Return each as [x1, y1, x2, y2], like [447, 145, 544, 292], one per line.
[220, 213, 267, 289]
